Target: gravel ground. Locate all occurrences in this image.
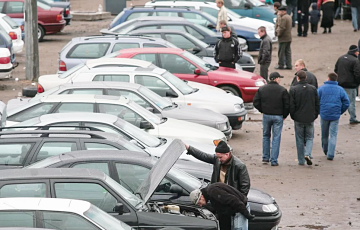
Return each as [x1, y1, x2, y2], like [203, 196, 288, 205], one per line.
[0, 9, 359, 230]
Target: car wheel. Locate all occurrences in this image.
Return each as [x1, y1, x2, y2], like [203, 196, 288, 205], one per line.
[219, 86, 240, 97]
[38, 25, 45, 42]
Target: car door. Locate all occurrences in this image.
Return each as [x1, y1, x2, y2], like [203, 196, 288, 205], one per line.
[0, 180, 50, 198]
[134, 74, 177, 98]
[0, 141, 38, 169]
[3, 1, 24, 19]
[0, 210, 36, 227]
[40, 211, 100, 230]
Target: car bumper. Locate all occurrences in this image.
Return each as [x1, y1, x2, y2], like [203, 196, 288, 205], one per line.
[247, 39, 261, 51]
[249, 209, 282, 230]
[225, 110, 247, 130]
[0, 65, 13, 79]
[43, 21, 66, 34]
[240, 86, 261, 103]
[13, 40, 24, 53]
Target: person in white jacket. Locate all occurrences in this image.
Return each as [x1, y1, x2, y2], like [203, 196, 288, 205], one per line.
[216, 0, 228, 31]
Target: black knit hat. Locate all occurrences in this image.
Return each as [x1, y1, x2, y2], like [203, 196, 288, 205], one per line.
[349, 45, 358, 52]
[215, 141, 230, 153]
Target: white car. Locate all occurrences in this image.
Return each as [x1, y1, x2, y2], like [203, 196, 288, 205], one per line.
[6, 94, 227, 146]
[0, 14, 24, 53]
[145, 1, 277, 42]
[38, 65, 247, 130]
[0, 48, 13, 79]
[0, 197, 132, 230]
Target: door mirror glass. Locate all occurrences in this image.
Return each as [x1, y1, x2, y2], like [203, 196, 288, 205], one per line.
[244, 3, 252, 9]
[169, 184, 183, 194]
[207, 24, 216, 29]
[192, 46, 201, 54]
[166, 90, 178, 98]
[113, 203, 124, 215]
[194, 69, 201, 75]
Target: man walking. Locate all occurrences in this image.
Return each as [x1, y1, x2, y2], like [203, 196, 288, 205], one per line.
[258, 26, 272, 82]
[334, 45, 360, 124]
[214, 26, 241, 69]
[253, 72, 290, 166]
[184, 141, 250, 230]
[348, 0, 360, 31]
[216, 0, 228, 31]
[291, 59, 318, 88]
[297, 0, 311, 36]
[286, 0, 297, 27]
[275, 6, 292, 70]
[318, 73, 350, 160]
[289, 70, 320, 166]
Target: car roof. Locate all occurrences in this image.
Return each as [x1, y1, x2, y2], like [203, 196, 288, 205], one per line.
[119, 47, 184, 55]
[39, 94, 130, 104]
[130, 29, 188, 35]
[59, 81, 142, 91]
[127, 16, 187, 22]
[146, 1, 217, 6]
[76, 65, 167, 75]
[85, 58, 152, 68]
[71, 35, 168, 43]
[125, 6, 205, 13]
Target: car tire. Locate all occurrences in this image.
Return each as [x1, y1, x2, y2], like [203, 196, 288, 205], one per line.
[219, 86, 240, 97]
[38, 25, 45, 42]
[22, 86, 37, 97]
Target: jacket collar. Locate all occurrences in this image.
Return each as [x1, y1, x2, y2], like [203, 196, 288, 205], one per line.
[347, 51, 358, 58]
[324, 80, 338, 85]
[222, 37, 232, 41]
[302, 68, 308, 71]
[268, 81, 279, 85]
[260, 34, 268, 40]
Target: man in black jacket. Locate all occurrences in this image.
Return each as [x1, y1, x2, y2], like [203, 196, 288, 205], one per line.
[214, 26, 241, 69]
[253, 72, 290, 166]
[291, 59, 318, 88]
[184, 140, 250, 230]
[297, 0, 311, 36]
[335, 45, 360, 124]
[258, 26, 272, 82]
[289, 70, 320, 165]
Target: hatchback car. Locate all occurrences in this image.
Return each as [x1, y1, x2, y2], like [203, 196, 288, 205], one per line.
[0, 198, 133, 230]
[0, 13, 23, 53]
[38, 0, 72, 25]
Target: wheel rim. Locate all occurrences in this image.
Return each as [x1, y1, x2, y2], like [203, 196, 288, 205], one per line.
[224, 89, 235, 95]
[38, 28, 41, 39]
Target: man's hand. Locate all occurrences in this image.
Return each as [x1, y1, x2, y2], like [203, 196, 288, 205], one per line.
[219, 61, 221, 63]
[298, 10, 301, 13]
[182, 141, 190, 150]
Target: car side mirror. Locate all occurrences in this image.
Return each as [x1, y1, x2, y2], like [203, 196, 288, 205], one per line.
[140, 120, 153, 130]
[146, 107, 154, 113]
[244, 3, 252, 9]
[114, 203, 124, 215]
[170, 184, 183, 194]
[166, 90, 178, 98]
[207, 24, 215, 29]
[194, 68, 201, 75]
[192, 46, 201, 54]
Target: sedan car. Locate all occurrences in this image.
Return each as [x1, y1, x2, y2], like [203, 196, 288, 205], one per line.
[0, 198, 132, 230]
[116, 48, 266, 102]
[0, 14, 23, 53]
[38, 0, 72, 25]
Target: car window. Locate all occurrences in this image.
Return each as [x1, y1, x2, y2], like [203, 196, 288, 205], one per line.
[5, 2, 24, 13]
[181, 12, 211, 27]
[36, 142, 77, 162]
[0, 183, 46, 198]
[126, 12, 150, 21]
[155, 11, 178, 17]
[161, 25, 186, 32]
[54, 103, 94, 113]
[55, 182, 118, 213]
[134, 75, 173, 97]
[98, 104, 145, 127]
[137, 25, 158, 30]
[143, 43, 166, 48]
[68, 89, 104, 95]
[108, 90, 151, 109]
[42, 211, 99, 230]
[0, 211, 35, 227]
[0, 2, 4, 12]
[132, 53, 157, 65]
[159, 53, 196, 74]
[185, 26, 205, 40]
[2, 16, 19, 29]
[200, 7, 219, 18]
[226, 0, 246, 8]
[0, 143, 32, 165]
[115, 163, 175, 194]
[93, 74, 130, 82]
[8, 103, 57, 122]
[84, 142, 120, 151]
[72, 162, 110, 176]
[112, 43, 140, 52]
[165, 34, 196, 50]
[67, 43, 110, 59]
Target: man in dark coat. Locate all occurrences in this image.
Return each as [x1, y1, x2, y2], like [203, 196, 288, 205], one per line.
[214, 26, 241, 69]
[335, 45, 360, 124]
[291, 59, 318, 88]
[297, 0, 311, 36]
[184, 140, 250, 230]
[258, 26, 272, 82]
[289, 70, 320, 166]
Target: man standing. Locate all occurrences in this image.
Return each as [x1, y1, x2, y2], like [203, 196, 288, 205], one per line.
[289, 70, 319, 166]
[297, 0, 311, 36]
[253, 72, 290, 166]
[216, 0, 228, 31]
[318, 73, 350, 160]
[184, 141, 250, 230]
[275, 6, 293, 70]
[291, 59, 318, 88]
[286, 0, 297, 27]
[258, 26, 272, 82]
[214, 26, 241, 69]
[348, 0, 360, 31]
[334, 45, 360, 124]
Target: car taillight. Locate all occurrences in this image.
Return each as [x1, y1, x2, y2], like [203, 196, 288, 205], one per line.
[59, 60, 67, 72]
[9, 32, 17, 40]
[56, 14, 62, 21]
[0, 56, 10, 64]
[37, 84, 44, 93]
[66, 8, 70, 15]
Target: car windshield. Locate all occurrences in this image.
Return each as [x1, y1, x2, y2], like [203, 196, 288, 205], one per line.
[84, 205, 133, 230]
[247, 0, 265, 6]
[105, 175, 143, 208]
[201, 11, 218, 23]
[59, 63, 86, 79]
[182, 50, 211, 72]
[112, 20, 137, 34]
[128, 101, 162, 124]
[37, 1, 52, 10]
[2, 16, 19, 29]
[193, 23, 218, 36]
[185, 33, 209, 48]
[227, 9, 245, 19]
[168, 166, 202, 189]
[138, 86, 172, 110]
[161, 71, 194, 95]
[165, 41, 177, 48]
[114, 118, 161, 147]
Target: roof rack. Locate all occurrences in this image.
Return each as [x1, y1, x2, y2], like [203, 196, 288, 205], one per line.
[0, 126, 103, 132]
[0, 129, 108, 139]
[84, 34, 157, 41]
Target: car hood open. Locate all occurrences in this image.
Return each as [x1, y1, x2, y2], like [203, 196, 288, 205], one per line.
[136, 139, 187, 203]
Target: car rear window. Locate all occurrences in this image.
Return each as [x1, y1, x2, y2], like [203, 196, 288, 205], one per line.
[66, 43, 111, 59]
[0, 29, 11, 45]
[2, 16, 19, 29]
[37, 1, 51, 10]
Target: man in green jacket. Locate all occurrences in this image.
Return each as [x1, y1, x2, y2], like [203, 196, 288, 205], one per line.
[275, 6, 293, 70]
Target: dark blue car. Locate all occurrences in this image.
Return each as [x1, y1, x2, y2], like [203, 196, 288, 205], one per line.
[109, 7, 261, 51]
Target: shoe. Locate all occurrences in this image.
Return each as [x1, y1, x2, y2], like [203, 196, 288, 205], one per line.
[262, 159, 270, 163]
[356, 96, 360, 102]
[328, 29, 331, 33]
[297, 34, 302, 37]
[323, 30, 327, 34]
[354, 29, 358, 32]
[285, 66, 292, 70]
[327, 158, 333, 161]
[350, 120, 360, 124]
[303, 34, 307, 37]
[305, 156, 313, 165]
[271, 163, 279, 166]
[324, 152, 327, 156]
[275, 65, 284, 69]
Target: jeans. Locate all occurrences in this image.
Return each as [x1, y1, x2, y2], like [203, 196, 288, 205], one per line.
[278, 42, 292, 68]
[260, 63, 270, 82]
[344, 88, 357, 122]
[351, 7, 358, 30]
[231, 203, 250, 230]
[294, 121, 314, 164]
[262, 114, 284, 165]
[297, 12, 309, 36]
[287, 4, 297, 27]
[321, 118, 339, 159]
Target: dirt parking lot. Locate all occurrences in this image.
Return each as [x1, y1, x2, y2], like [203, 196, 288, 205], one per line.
[0, 9, 359, 230]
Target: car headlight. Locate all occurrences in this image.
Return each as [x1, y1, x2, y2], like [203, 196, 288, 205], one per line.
[234, 103, 244, 112]
[273, 17, 277, 23]
[262, 204, 278, 212]
[255, 80, 265, 86]
[213, 137, 227, 146]
[216, 122, 228, 131]
[254, 34, 260, 39]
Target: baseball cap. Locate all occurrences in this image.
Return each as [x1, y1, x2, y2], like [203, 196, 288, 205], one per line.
[269, 72, 284, 80]
[190, 189, 202, 205]
[278, 5, 287, 11]
[221, 27, 230, 32]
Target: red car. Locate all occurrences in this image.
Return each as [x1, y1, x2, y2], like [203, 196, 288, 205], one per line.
[0, 0, 66, 41]
[116, 48, 266, 103]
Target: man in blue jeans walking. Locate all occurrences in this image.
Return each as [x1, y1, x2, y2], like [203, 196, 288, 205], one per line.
[253, 72, 290, 166]
[318, 73, 350, 160]
[289, 70, 319, 166]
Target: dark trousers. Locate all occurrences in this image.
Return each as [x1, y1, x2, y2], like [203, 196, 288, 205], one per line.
[297, 12, 309, 36]
[218, 214, 231, 230]
[220, 62, 236, 69]
[311, 23, 318, 33]
[287, 4, 297, 27]
[278, 42, 292, 68]
[260, 63, 270, 82]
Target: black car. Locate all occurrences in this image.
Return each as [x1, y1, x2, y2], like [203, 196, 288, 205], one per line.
[129, 29, 255, 72]
[28, 149, 282, 230]
[37, 0, 72, 25]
